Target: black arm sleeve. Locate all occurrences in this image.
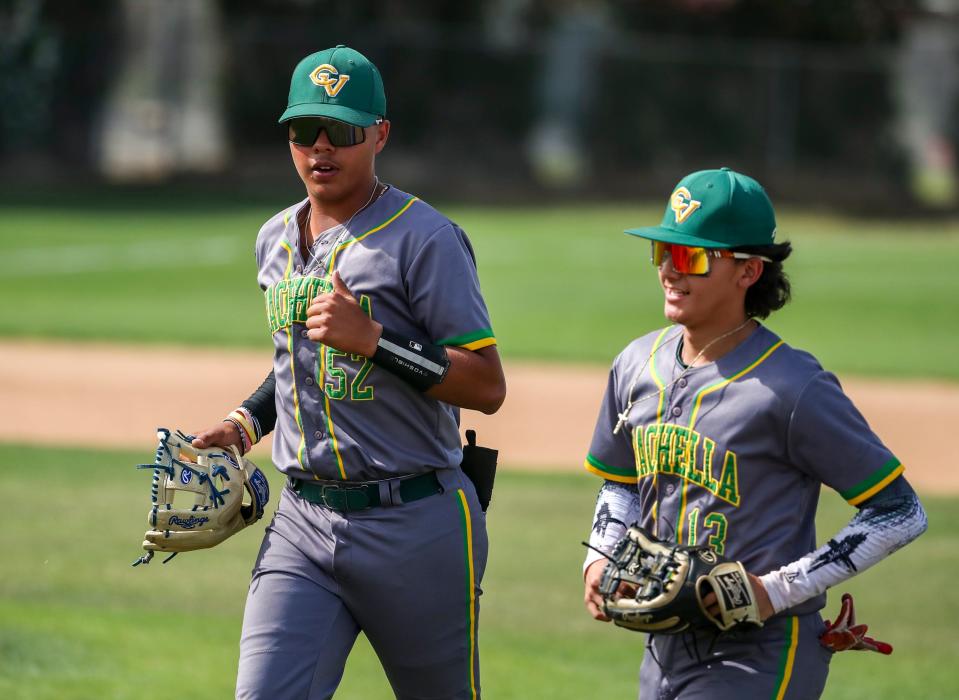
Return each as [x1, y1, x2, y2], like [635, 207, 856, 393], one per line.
[859, 474, 914, 506]
[240, 369, 277, 437]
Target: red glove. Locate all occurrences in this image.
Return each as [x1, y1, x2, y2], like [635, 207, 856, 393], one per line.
[820, 593, 893, 655]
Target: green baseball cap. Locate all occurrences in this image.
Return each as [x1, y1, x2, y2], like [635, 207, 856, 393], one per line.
[625, 167, 777, 248]
[279, 45, 386, 127]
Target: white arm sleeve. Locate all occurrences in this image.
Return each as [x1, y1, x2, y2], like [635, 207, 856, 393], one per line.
[759, 491, 927, 614]
[583, 480, 641, 574]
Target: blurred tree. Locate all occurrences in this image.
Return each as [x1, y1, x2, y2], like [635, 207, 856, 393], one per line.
[0, 0, 59, 157]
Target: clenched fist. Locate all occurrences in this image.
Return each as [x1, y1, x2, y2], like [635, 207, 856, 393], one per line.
[306, 270, 382, 356]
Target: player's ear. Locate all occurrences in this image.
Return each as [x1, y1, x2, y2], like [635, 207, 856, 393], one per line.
[738, 258, 764, 289]
[373, 119, 390, 154]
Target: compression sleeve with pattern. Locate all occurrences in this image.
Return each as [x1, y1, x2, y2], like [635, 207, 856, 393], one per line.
[759, 477, 927, 614]
[583, 480, 641, 574]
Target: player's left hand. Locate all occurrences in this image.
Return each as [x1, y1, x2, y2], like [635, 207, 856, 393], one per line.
[306, 271, 382, 356]
[701, 572, 775, 622]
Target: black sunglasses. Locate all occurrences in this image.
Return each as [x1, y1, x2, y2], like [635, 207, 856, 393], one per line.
[286, 117, 381, 147]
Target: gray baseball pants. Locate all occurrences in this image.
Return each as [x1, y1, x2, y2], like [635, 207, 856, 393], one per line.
[638, 613, 832, 699]
[235, 468, 488, 700]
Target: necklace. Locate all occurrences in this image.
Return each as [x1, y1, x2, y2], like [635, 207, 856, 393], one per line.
[301, 177, 381, 275]
[612, 318, 754, 435]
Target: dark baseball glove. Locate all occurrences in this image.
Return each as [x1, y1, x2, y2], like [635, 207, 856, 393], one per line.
[596, 525, 762, 634]
[132, 428, 270, 566]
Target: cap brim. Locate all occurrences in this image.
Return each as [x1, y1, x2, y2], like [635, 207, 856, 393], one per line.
[278, 103, 380, 127]
[624, 226, 734, 248]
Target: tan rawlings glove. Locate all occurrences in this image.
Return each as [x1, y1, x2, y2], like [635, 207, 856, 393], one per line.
[594, 525, 763, 635]
[132, 428, 270, 565]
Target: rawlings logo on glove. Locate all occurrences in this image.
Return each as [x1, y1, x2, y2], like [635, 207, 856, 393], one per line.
[132, 428, 270, 566]
[591, 525, 762, 635]
[168, 515, 211, 529]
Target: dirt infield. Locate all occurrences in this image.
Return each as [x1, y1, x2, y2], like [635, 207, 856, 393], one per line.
[2, 339, 955, 494]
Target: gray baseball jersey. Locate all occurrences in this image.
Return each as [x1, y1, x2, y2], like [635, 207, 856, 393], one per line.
[255, 185, 496, 481]
[585, 323, 904, 617]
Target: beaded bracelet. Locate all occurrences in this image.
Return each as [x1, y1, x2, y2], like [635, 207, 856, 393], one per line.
[226, 406, 259, 455]
[223, 418, 252, 454]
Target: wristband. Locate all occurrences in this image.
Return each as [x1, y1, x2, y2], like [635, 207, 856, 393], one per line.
[223, 419, 250, 454]
[229, 407, 258, 442]
[226, 407, 258, 453]
[371, 327, 450, 391]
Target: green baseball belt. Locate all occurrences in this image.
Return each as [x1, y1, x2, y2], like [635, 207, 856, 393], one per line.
[288, 471, 443, 512]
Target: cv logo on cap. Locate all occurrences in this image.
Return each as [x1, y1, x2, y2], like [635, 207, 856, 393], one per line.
[309, 63, 350, 97]
[670, 187, 701, 224]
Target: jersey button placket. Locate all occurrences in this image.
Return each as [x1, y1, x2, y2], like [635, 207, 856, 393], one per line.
[668, 375, 687, 418]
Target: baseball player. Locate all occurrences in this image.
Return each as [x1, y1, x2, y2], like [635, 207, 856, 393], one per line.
[581, 168, 928, 699]
[191, 45, 506, 699]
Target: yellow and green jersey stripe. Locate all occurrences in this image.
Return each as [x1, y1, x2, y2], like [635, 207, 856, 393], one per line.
[584, 453, 637, 483]
[841, 457, 904, 505]
[438, 328, 496, 351]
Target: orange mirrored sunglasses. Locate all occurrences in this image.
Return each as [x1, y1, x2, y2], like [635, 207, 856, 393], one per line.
[651, 241, 771, 276]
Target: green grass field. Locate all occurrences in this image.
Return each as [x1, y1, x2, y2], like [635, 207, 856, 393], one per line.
[1, 195, 957, 698]
[1, 194, 958, 378]
[0, 443, 956, 700]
